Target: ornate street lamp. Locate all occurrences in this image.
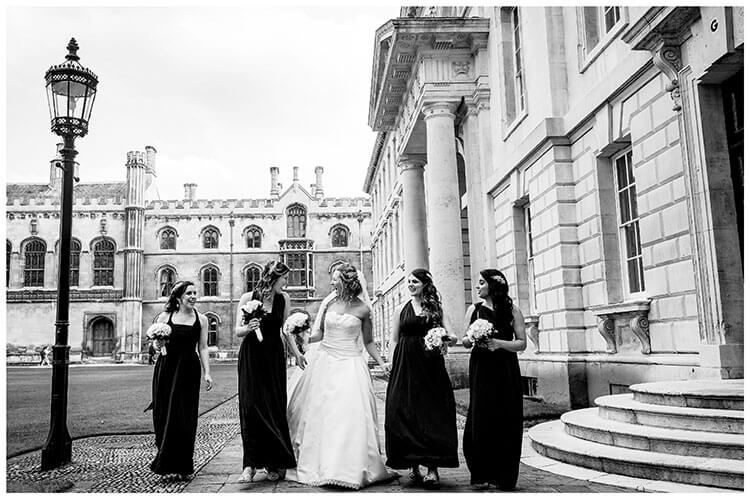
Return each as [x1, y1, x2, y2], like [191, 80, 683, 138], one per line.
[41, 38, 98, 471]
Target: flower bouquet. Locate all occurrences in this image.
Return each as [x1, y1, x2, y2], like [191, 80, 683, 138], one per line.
[146, 323, 172, 356]
[241, 300, 266, 342]
[424, 326, 450, 353]
[283, 312, 312, 353]
[466, 318, 494, 346]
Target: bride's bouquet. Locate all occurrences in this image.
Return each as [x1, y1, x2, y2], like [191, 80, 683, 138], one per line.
[466, 319, 494, 346]
[146, 323, 172, 356]
[424, 326, 450, 352]
[241, 300, 265, 342]
[283, 312, 311, 353]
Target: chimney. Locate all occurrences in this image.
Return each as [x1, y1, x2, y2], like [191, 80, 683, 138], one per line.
[314, 166, 324, 199]
[293, 166, 300, 184]
[184, 183, 197, 201]
[270, 167, 280, 198]
[49, 143, 63, 189]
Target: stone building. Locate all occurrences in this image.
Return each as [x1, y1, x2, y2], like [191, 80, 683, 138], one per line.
[6, 147, 372, 362]
[366, 6, 743, 408]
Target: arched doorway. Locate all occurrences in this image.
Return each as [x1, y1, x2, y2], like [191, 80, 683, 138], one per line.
[91, 317, 115, 356]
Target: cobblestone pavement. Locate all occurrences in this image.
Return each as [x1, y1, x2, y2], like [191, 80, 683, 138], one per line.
[12, 369, 709, 493]
[6, 396, 241, 493]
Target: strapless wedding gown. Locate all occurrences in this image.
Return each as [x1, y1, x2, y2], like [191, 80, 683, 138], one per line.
[286, 310, 394, 489]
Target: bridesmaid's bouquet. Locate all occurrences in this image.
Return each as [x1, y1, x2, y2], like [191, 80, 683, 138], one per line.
[424, 326, 449, 352]
[284, 312, 312, 353]
[146, 323, 172, 356]
[466, 319, 494, 346]
[241, 300, 265, 342]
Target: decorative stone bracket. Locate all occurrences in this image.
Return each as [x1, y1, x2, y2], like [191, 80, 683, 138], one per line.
[591, 300, 652, 354]
[524, 314, 540, 353]
[651, 40, 683, 111]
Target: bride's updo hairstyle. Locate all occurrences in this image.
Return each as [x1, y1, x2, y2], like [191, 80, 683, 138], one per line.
[335, 263, 362, 303]
[410, 268, 443, 327]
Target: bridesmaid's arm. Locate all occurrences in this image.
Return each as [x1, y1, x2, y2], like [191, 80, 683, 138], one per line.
[234, 292, 257, 339]
[461, 306, 475, 349]
[362, 309, 387, 371]
[197, 313, 213, 390]
[280, 292, 307, 369]
[488, 306, 528, 353]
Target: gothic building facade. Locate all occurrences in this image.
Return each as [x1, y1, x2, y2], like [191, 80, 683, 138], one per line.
[6, 146, 372, 362]
[366, 6, 743, 408]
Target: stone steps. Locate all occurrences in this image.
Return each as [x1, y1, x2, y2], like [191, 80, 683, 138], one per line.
[528, 379, 744, 490]
[631, 380, 744, 410]
[530, 420, 744, 489]
[562, 407, 744, 460]
[597, 394, 744, 434]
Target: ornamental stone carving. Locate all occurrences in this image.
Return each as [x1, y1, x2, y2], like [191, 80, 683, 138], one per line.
[652, 40, 683, 111]
[596, 315, 618, 353]
[452, 60, 471, 77]
[591, 300, 652, 355]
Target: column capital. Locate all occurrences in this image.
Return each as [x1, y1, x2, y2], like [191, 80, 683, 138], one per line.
[398, 154, 426, 171]
[422, 101, 457, 121]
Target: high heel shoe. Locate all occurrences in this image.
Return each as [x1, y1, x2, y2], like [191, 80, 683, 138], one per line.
[408, 466, 423, 483]
[237, 467, 256, 483]
[423, 469, 439, 489]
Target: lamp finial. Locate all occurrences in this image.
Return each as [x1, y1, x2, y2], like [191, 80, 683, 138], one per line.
[66, 38, 80, 62]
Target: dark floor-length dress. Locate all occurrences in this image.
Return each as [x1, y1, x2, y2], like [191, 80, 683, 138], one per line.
[385, 302, 458, 469]
[149, 309, 202, 475]
[463, 303, 523, 489]
[238, 291, 296, 470]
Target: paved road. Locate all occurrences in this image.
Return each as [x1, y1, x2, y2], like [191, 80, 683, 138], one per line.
[4, 368, 646, 493]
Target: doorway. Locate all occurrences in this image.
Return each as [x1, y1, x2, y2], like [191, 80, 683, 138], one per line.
[91, 318, 115, 356]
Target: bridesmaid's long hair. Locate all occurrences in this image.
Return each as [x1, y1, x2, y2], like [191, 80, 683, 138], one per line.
[335, 263, 362, 303]
[255, 260, 290, 299]
[480, 269, 514, 324]
[411, 268, 443, 327]
[165, 281, 194, 312]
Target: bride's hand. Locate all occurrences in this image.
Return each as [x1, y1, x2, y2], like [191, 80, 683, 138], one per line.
[296, 354, 308, 370]
[383, 362, 392, 376]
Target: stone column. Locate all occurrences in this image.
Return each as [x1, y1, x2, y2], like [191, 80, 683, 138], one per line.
[422, 101, 466, 335]
[398, 155, 429, 272]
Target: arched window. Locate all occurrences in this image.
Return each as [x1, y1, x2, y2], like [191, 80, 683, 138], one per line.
[202, 227, 219, 249]
[6, 240, 11, 287]
[93, 239, 115, 286]
[159, 267, 176, 297]
[70, 239, 81, 287]
[287, 204, 307, 238]
[246, 226, 262, 248]
[245, 265, 262, 292]
[202, 266, 219, 296]
[207, 315, 219, 347]
[160, 228, 176, 250]
[331, 225, 349, 247]
[23, 239, 46, 287]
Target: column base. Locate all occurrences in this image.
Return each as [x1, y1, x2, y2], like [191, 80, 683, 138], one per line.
[699, 343, 744, 379]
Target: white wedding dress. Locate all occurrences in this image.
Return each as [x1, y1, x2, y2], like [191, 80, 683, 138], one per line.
[286, 310, 394, 489]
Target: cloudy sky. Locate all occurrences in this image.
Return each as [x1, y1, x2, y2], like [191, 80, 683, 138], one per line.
[5, 4, 396, 200]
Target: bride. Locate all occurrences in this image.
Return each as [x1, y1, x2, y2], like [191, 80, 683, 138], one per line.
[286, 263, 396, 489]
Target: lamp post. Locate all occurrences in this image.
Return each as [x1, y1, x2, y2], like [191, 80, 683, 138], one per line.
[41, 38, 98, 471]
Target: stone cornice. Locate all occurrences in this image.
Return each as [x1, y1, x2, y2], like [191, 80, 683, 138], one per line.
[368, 17, 490, 132]
[622, 7, 701, 51]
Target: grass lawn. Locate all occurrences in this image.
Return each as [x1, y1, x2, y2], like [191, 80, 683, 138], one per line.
[6, 363, 240, 457]
[454, 388, 564, 428]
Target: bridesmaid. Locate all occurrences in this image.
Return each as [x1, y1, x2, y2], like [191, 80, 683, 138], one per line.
[385, 268, 458, 488]
[236, 260, 306, 483]
[462, 269, 526, 490]
[149, 281, 213, 478]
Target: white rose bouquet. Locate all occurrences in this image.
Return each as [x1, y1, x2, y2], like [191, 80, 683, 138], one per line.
[424, 326, 449, 353]
[241, 300, 265, 342]
[146, 323, 172, 356]
[466, 318, 494, 346]
[284, 312, 312, 353]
